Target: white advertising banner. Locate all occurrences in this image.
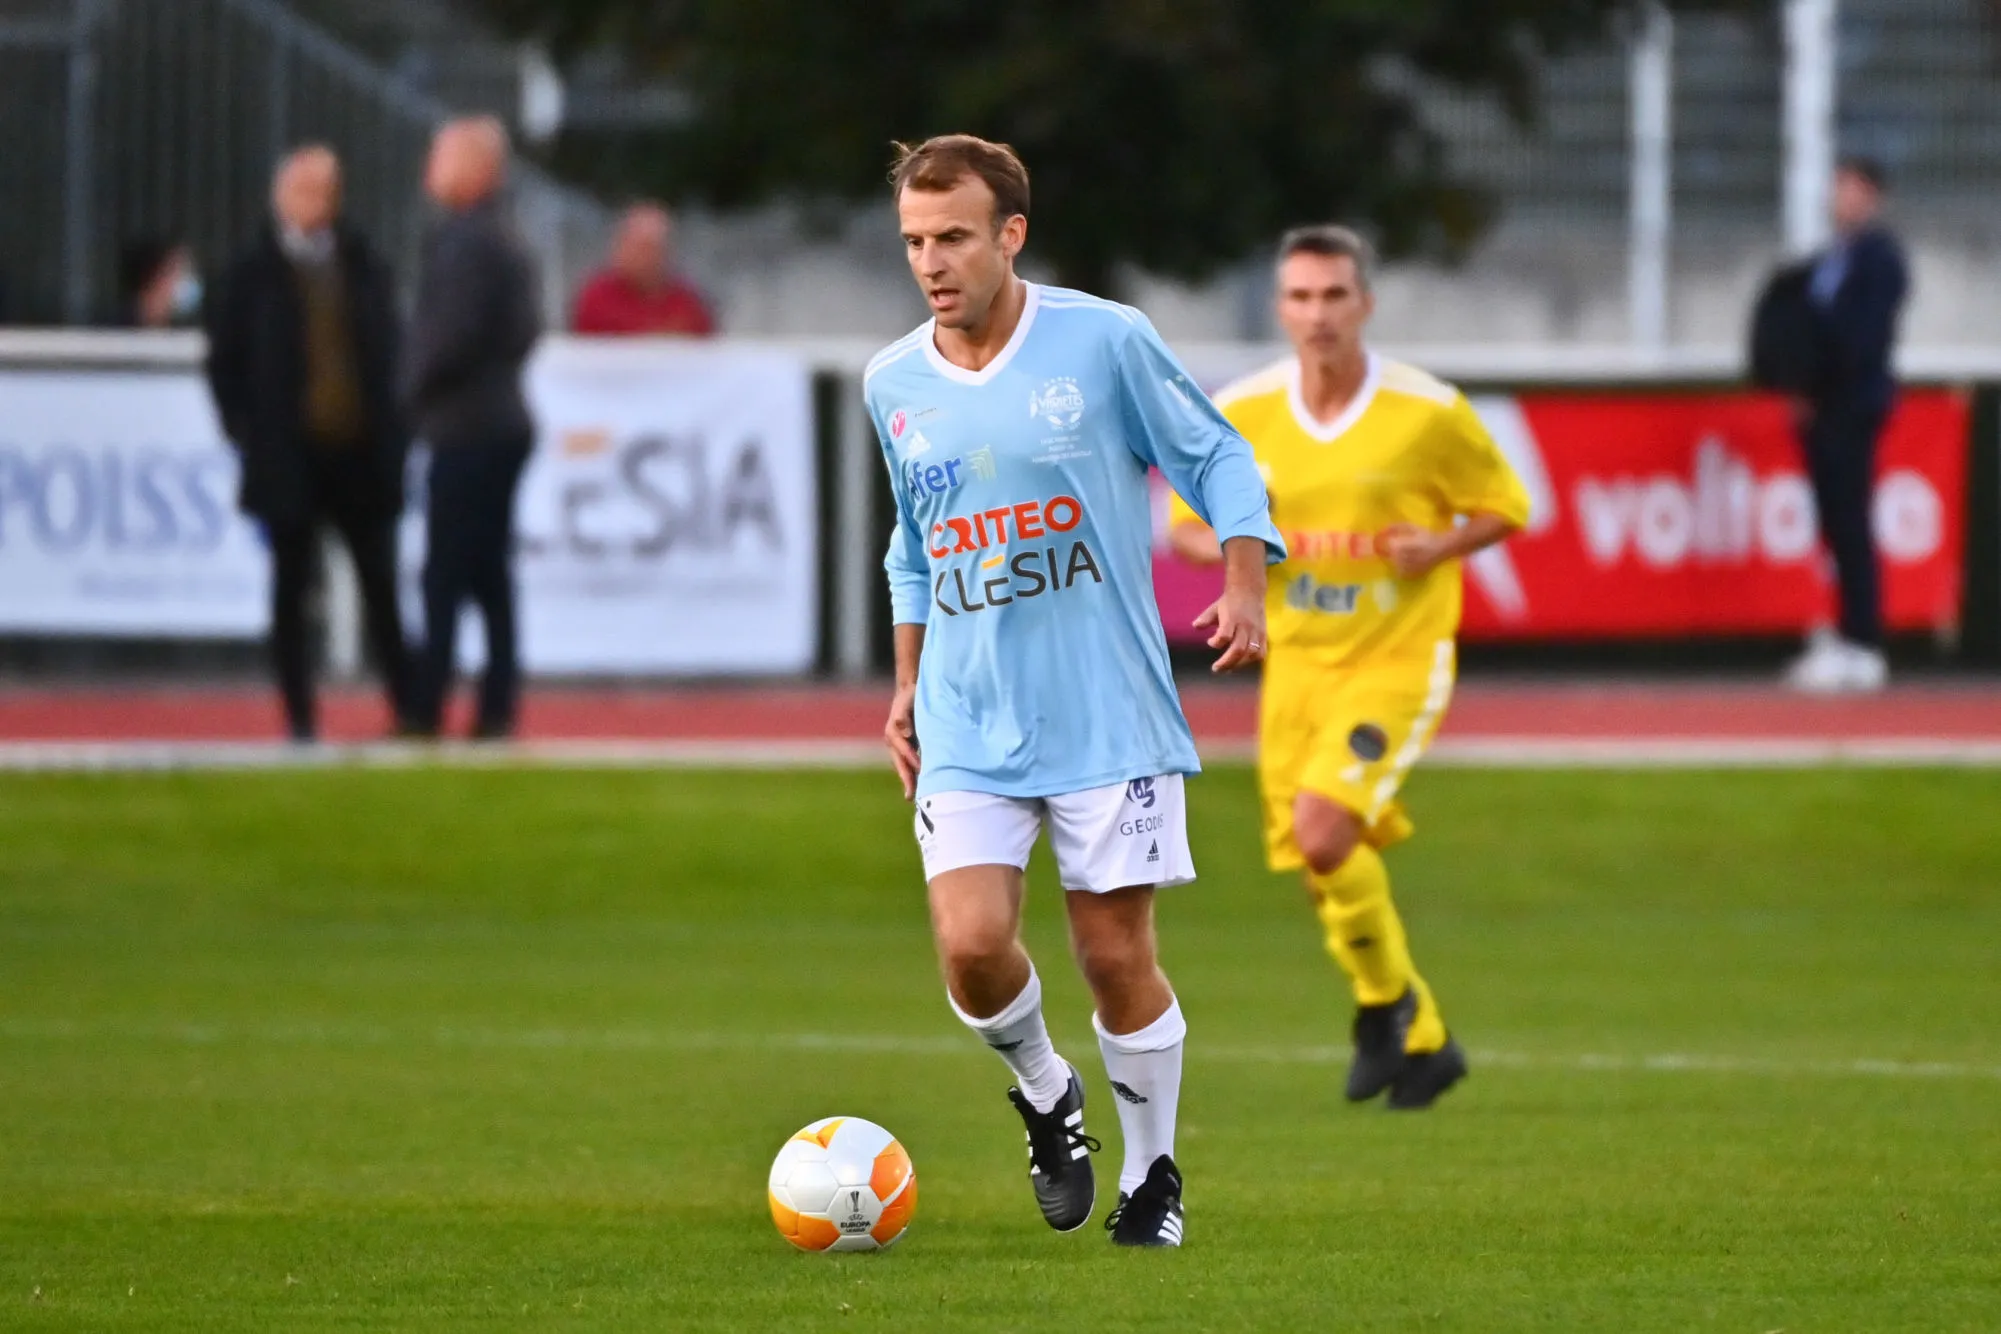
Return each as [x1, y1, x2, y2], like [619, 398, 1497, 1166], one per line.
[0, 369, 269, 636]
[405, 341, 819, 676]
[0, 343, 819, 673]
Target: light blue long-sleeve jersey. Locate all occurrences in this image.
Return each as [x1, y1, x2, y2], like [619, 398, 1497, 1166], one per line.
[866, 283, 1284, 800]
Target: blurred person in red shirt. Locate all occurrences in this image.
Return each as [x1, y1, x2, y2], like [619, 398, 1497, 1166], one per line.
[571, 203, 715, 336]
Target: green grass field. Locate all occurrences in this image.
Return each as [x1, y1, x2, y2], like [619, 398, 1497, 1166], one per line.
[2, 764, 1998, 1331]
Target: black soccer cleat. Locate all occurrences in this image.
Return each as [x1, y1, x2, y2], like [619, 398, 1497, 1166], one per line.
[1006, 1064, 1099, 1232]
[1387, 1035, 1469, 1110]
[1105, 1154, 1184, 1248]
[1346, 986, 1418, 1102]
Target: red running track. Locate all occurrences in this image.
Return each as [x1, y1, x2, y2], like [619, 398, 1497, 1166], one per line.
[2, 680, 2000, 743]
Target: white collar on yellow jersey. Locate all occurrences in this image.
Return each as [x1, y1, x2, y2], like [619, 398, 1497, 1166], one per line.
[1286, 349, 1382, 443]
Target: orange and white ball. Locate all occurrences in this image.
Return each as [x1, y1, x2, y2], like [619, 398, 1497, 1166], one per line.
[767, 1116, 917, 1252]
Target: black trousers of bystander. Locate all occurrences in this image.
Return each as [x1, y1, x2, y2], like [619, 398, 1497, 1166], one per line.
[1800, 400, 1888, 648]
[266, 450, 412, 740]
[416, 438, 531, 737]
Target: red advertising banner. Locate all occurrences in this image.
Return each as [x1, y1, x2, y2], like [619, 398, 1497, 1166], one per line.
[1152, 389, 1969, 643]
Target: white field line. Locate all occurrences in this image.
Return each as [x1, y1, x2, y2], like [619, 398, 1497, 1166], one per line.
[4, 736, 2001, 772]
[3, 1017, 1997, 1083]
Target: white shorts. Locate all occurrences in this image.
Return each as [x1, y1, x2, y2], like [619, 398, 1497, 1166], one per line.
[913, 774, 1196, 893]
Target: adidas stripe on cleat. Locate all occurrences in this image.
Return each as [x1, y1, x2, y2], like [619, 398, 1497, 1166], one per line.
[1006, 1063, 1099, 1232]
[1106, 1154, 1184, 1248]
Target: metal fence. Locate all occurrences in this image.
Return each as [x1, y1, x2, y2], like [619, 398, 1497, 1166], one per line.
[9, 1, 2001, 343]
[1379, 0, 2001, 350]
[0, 0, 610, 329]
[1838, 0, 2001, 212]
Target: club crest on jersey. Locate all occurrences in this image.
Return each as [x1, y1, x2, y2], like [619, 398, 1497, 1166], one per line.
[1348, 723, 1390, 764]
[1029, 377, 1086, 430]
[889, 408, 908, 439]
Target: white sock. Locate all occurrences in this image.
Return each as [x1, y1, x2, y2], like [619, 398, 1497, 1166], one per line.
[1094, 999, 1186, 1196]
[950, 966, 1069, 1112]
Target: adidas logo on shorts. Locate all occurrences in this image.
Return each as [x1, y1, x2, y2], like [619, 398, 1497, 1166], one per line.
[1145, 840, 1159, 864]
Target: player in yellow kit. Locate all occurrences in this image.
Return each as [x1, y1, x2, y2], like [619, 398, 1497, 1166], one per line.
[1170, 226, 1529, 1109]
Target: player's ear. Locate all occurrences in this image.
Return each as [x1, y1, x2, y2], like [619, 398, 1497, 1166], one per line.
[999, 213, 1027, 262]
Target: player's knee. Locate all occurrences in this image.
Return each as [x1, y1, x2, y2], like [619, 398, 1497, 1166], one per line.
[1295, 794, 1364, 876]
[1073, 930, 1153, 997]
[935, 916, 1016, 984]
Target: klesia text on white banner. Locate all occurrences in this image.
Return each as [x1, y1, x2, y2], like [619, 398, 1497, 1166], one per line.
[400, 341, 818, 675]
[0, 343, 819, 673]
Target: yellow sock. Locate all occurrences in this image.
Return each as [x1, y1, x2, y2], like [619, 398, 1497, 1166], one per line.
[1305, 845, 1447, 1053]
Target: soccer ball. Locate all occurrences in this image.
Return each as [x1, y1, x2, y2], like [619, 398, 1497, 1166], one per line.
[767, 1116, 918, 1253]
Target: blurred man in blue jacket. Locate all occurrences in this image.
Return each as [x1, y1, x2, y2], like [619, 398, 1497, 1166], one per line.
[1787, 156, 1908, 693]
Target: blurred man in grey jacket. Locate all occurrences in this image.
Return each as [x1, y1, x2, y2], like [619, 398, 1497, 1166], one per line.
[404, 116, 542, 739]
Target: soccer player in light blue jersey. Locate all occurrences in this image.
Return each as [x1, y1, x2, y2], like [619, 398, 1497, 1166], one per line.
[866, 135, 1285, 1247]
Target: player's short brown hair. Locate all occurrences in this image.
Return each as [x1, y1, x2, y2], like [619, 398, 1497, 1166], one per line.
[889, 135, 1031, 228]
[1277, 224, 1376, 293]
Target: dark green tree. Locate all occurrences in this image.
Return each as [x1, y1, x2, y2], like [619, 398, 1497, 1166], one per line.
[478, 0, 1748, 294]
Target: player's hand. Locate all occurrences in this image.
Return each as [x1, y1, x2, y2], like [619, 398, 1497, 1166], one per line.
[1193, 587, 1267, 674]
[1379, 524, 1451, 579]
[884, 682, 921, 800]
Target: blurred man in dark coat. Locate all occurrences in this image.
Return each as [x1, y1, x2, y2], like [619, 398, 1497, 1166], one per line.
[204, 145, 412, 740]
[405, 116, 542, 739]
[1787, 156, 1909, 693]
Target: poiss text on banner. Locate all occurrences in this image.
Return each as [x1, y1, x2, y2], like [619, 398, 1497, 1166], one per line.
[0, 370, 269, 636]
[0, 345, 819, 673]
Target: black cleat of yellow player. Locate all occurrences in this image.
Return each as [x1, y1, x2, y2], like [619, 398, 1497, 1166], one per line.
[1387, 1035, 1469, 1110]
[1346, 985, 1418, 1101]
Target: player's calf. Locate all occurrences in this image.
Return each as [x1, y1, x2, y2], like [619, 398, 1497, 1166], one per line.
[930, 863, 1101, 1228]
[1295, 797, 1445, 1103]
[1069, 887, 1189, 1203]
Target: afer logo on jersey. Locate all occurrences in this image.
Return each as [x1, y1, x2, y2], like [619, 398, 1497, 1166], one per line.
[928, 493, 1103, 617]
[904, 447, 995, 500]
[1284, 573, 1363, 615]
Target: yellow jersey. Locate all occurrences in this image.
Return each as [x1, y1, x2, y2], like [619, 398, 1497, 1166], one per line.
[1170, 353, 1530, 667]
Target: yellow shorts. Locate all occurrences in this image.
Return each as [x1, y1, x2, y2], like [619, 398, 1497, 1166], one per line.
[1258, 641, 1456, 872]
